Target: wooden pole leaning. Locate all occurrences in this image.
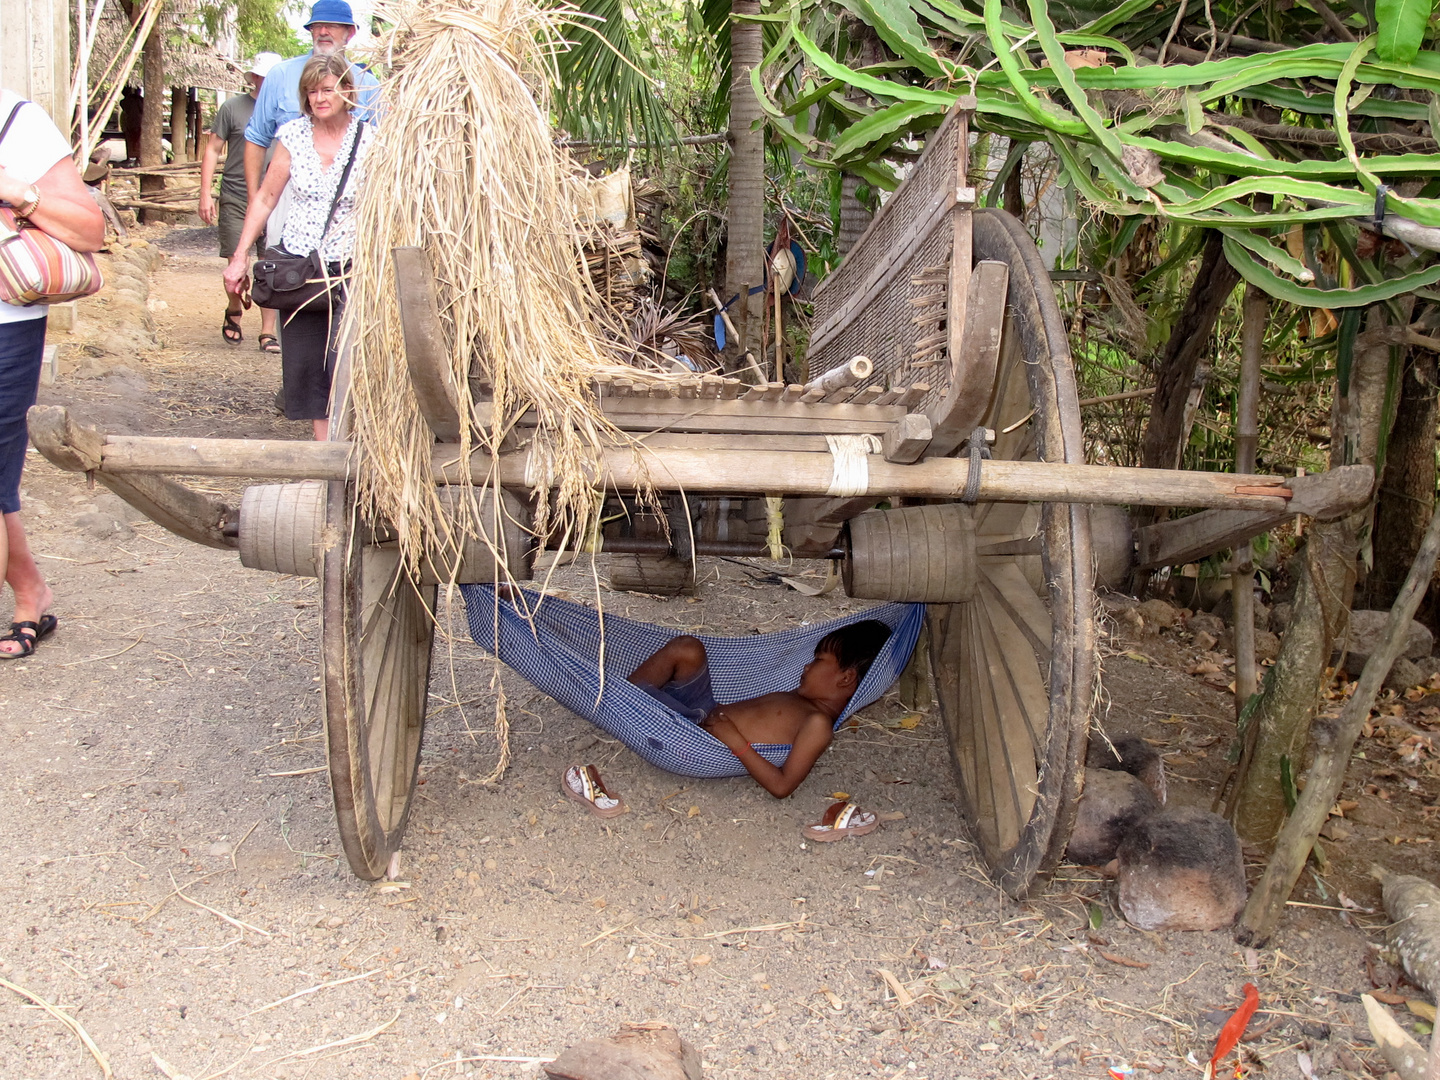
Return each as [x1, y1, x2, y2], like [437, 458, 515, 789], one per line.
[29, 405, 1303, 512]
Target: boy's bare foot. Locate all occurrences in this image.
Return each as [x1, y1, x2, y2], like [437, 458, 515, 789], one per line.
[563, 765, 628, 819]
[803, 800, 879, 842]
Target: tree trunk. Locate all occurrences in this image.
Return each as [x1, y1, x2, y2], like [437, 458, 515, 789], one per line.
[836, 175, 868, 256]
[723, 0, 765, 357]
[1139, 231, 1242, 471]
[1365, 347, 1437, 613]
[1003, 148, 1025, 220]
[835, 25, 882, 259]
[169, 87, 186, 163]
[136, 1, 166, 220]
[1231, 308, 1394, 846]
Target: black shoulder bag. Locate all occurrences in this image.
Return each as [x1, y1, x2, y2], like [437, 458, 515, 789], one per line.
[250, 120, 363, 314]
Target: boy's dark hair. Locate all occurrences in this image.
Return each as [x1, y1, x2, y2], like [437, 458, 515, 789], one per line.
[816, 619, 892, 683]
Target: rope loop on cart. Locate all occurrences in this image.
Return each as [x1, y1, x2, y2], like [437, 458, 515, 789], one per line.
[960, 426, 991, 504]
[825, 434, 881, 497]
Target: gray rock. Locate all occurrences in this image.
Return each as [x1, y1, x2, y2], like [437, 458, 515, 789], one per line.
[1253, 605, 1272, 633]
[1271, 601, 1293, 633]
[1116, 807, 1247, 931]
[1087, 733, 1166, 803]
[1068, 768, 1157, 866]
[1385, 656, 1430, 693]
[1220, 627, 1281, 662]
[1255, 630, 1280, 663]
[545, 1022, 702, 1080]
[1209, 589, 1270, 629]
[74, 511, 135, 541]
[1332, 610, 1434, 676]
[93, 492, 146, 525]
[1097, 591, 1139, 616]
[1186, 611, 1225, 637]
[1137, 598, 1180, 631]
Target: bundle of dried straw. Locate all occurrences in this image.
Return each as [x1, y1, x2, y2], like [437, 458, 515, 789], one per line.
[344, 0, 641, 572]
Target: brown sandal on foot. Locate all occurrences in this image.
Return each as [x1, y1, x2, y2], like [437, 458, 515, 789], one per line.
[222, 311, 243, 344]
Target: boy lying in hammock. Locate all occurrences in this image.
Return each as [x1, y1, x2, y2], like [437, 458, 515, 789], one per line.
[563, 619, 892, 817]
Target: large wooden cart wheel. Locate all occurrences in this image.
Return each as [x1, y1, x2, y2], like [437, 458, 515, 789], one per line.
[320, 479, 436, 880]
[930, 208, 1095, 898]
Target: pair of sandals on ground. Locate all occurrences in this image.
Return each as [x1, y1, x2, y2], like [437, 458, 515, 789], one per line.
[562, 763, 880, 842]
[222, 299, 280, 353]
[0, 613, 57, 659]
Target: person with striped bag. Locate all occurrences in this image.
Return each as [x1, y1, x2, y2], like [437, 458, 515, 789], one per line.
[0, 91, 104, 657]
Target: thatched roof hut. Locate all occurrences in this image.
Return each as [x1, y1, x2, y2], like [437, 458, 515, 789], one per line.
[85, 0, 240, 96]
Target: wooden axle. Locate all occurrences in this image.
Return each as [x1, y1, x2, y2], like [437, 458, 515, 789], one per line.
[28, 406, 1300, 511]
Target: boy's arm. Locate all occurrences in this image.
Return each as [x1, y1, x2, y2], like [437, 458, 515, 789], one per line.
[706, 711, 833, 799]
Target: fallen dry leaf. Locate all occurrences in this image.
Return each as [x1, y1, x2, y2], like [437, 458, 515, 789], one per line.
[1407, 999, 1437, 1022]
[1370, 990, 1407, 1005]
[687, 805, 700, 818]
[689, 954, 712, 967]
[1064, 47, 1108, 68]
[877, 811, 906, 822]
[1189, 661, 1222, 676]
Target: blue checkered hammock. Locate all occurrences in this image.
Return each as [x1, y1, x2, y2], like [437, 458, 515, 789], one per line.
[461, 585, 926, 778]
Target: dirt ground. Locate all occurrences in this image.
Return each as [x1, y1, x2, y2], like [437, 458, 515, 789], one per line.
[1, 223, 1437, 1080]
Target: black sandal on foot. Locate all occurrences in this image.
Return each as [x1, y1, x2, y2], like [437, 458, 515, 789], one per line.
[258, 333, 281, 354]
[0, 613, 57, 659]
[223, 311, 243, 345]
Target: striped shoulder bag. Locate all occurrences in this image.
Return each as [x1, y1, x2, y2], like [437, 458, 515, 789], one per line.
[0, 100, 103, 306]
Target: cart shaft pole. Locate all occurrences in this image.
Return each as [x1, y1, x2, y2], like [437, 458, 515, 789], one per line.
[88, 434, 1295, 510]
[28, 406, 1310, 512]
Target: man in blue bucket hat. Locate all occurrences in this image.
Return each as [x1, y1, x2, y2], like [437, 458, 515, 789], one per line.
[241, 0, 380, 254]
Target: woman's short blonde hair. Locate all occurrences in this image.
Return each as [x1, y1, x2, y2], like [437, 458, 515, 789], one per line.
[298, 53, 356, 118]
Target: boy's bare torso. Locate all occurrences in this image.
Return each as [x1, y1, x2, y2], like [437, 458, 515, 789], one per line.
[701, 691, 831, 746]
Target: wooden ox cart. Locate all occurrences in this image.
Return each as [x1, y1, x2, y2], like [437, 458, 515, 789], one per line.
[27, 102, 1369, 898]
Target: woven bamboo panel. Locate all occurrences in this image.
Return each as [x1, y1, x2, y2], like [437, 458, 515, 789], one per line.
[808, 111, 963, 418]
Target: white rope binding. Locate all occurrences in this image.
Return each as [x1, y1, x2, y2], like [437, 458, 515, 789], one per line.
[825, 434, 882, 497]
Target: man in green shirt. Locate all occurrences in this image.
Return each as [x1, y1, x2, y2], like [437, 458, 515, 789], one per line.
[199, 53, 282, 352]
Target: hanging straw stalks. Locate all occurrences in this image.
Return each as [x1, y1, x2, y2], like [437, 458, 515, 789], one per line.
[344, 0, 647, 577]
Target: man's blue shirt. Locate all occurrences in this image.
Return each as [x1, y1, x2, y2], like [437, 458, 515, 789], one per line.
[243, 51, 380, 147]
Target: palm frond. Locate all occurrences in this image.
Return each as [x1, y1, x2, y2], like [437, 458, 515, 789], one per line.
[552, 0, 677, 150]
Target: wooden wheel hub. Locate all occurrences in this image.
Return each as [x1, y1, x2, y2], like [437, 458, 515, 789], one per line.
[238, 480, 533, 584]
[842, 504, 978, 603]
